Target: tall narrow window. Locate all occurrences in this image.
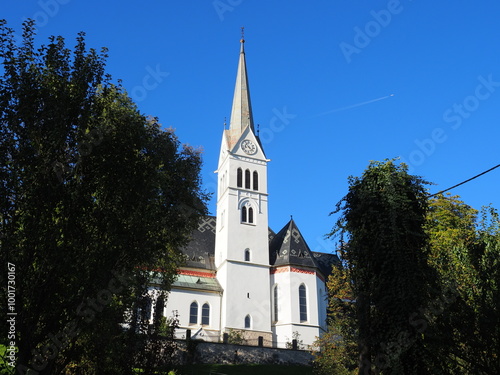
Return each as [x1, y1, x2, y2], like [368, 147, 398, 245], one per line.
[245, 169, 251, 189]
[140, 297, 152, 323]
[299, 285, 308, 322]
[253, 171, 258, 191]
[244, 315, 251, 329]
[189, 302, 198, 325]
[201, 303, 210, 326]
[273, 285, 279, 322]
[244, 249, 250, 261]
[241, 206, 247, 222]
[248, 207, 254, 223]
[154, 297, 165, 323]
[237, 168, 242, 188]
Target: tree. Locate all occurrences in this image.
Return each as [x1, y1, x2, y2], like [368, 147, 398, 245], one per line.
[314, 265, 358, 375]
[0, 20, 208, 374]
[425, 195, 500, 374]
[326, 159, 437, 374]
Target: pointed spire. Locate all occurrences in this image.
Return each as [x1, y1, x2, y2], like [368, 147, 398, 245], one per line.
[229, 29, 254, 136]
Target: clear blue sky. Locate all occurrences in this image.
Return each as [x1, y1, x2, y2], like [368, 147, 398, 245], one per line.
[4, 1, 500, 254]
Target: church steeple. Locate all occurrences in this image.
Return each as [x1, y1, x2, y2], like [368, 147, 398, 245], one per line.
[228, 32, 254, 141]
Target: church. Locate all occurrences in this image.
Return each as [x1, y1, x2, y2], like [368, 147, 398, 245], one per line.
[158, 36, 339, 349]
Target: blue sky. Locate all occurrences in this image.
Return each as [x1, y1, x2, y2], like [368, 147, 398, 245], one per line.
[3, 1, 500, 254]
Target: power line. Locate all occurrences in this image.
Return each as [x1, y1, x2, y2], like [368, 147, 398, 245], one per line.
[428, 163, 500, 198]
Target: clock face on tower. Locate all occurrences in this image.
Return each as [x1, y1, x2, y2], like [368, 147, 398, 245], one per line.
[241, 139, 257, 155]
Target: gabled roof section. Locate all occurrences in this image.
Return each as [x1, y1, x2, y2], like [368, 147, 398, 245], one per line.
[269, 219, 319, 269]
[231, 122, 267, 160]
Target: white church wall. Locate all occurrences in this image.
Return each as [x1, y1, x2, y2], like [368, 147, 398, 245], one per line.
[218, 261, 271, 335]
[164, 287, 221, 342]
[271, 268, 323, 348]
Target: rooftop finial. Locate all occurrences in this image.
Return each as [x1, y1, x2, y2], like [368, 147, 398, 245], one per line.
[240, 26, 245, 43]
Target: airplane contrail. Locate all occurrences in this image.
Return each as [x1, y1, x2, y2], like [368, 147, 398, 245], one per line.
[314, 94, 394, 117]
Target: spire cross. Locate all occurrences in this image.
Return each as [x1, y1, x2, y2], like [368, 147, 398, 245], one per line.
[241, 26, 245, 41]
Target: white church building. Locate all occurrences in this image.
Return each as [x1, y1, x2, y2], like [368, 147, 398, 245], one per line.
[157, 37, 339, 349]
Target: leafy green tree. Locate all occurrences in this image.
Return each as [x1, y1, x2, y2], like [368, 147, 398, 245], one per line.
[0, 20, 208, 374]
[326, 160, 438, 375]
[314, 265, 357, 375]
[425, 195, 500, 374]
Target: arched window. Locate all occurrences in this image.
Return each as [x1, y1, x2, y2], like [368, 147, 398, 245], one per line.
[245, 169, 251, 189]
[248, 207, 254, 223]
[241, 206, 247, 223]
[154, 296, 165, 324]
[253, 171, 258, 191]
[244, 314, 251, 329]
[189, 302, 198, 325]
[244, 249, 250, 261]
[299, 285, 308, 322]
[139, 296, 152, 323]
[237, 168, 242, 188]
[202, 303, 210, 326]
[273, 285, 279, 322]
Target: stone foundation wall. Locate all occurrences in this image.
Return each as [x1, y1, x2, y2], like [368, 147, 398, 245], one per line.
[174, 340, 314, 366]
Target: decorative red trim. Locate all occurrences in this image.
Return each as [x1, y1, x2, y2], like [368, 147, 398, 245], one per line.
[177, 269, 215, 278]
[270, 266, 325, 282]
[289, 266, 315, 275]
[270, 267, 290, 274]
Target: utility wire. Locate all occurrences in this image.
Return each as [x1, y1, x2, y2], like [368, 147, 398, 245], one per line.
[428, 163, 500, 198]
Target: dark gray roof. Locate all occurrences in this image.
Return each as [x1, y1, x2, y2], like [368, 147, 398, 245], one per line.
[269, 219, 319, 269]
[182, 216, 339, 277]
[311, 251, 341, 278]
[181, 216, 217, 270]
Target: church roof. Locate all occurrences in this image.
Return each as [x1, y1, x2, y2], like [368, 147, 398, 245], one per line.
[181, 216, 217, 270]
[269, 218, 319, 269]
[180, 216, 339, 278]
[172, 274, 222, 292]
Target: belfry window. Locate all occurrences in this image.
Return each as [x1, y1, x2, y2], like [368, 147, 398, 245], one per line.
[245, 169, 251, 189]
[241, 206, 247, 222]
[253, 171, 258, 191]
[241, 204, 254, 224]
[237, 168, 242, 188]
[245, 249, 250, 261]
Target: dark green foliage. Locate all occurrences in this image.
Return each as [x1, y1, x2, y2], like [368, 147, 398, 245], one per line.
[426, 197, 500, 374]
[174, 364, 313, 375]
[326, 160, 437, 374]
[0, 20, 208, 374]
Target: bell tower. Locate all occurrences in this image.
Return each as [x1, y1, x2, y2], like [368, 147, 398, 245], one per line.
[214, 35, 272, 342]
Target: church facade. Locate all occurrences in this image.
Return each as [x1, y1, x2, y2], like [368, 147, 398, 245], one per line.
[158, 38, 338, 349]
